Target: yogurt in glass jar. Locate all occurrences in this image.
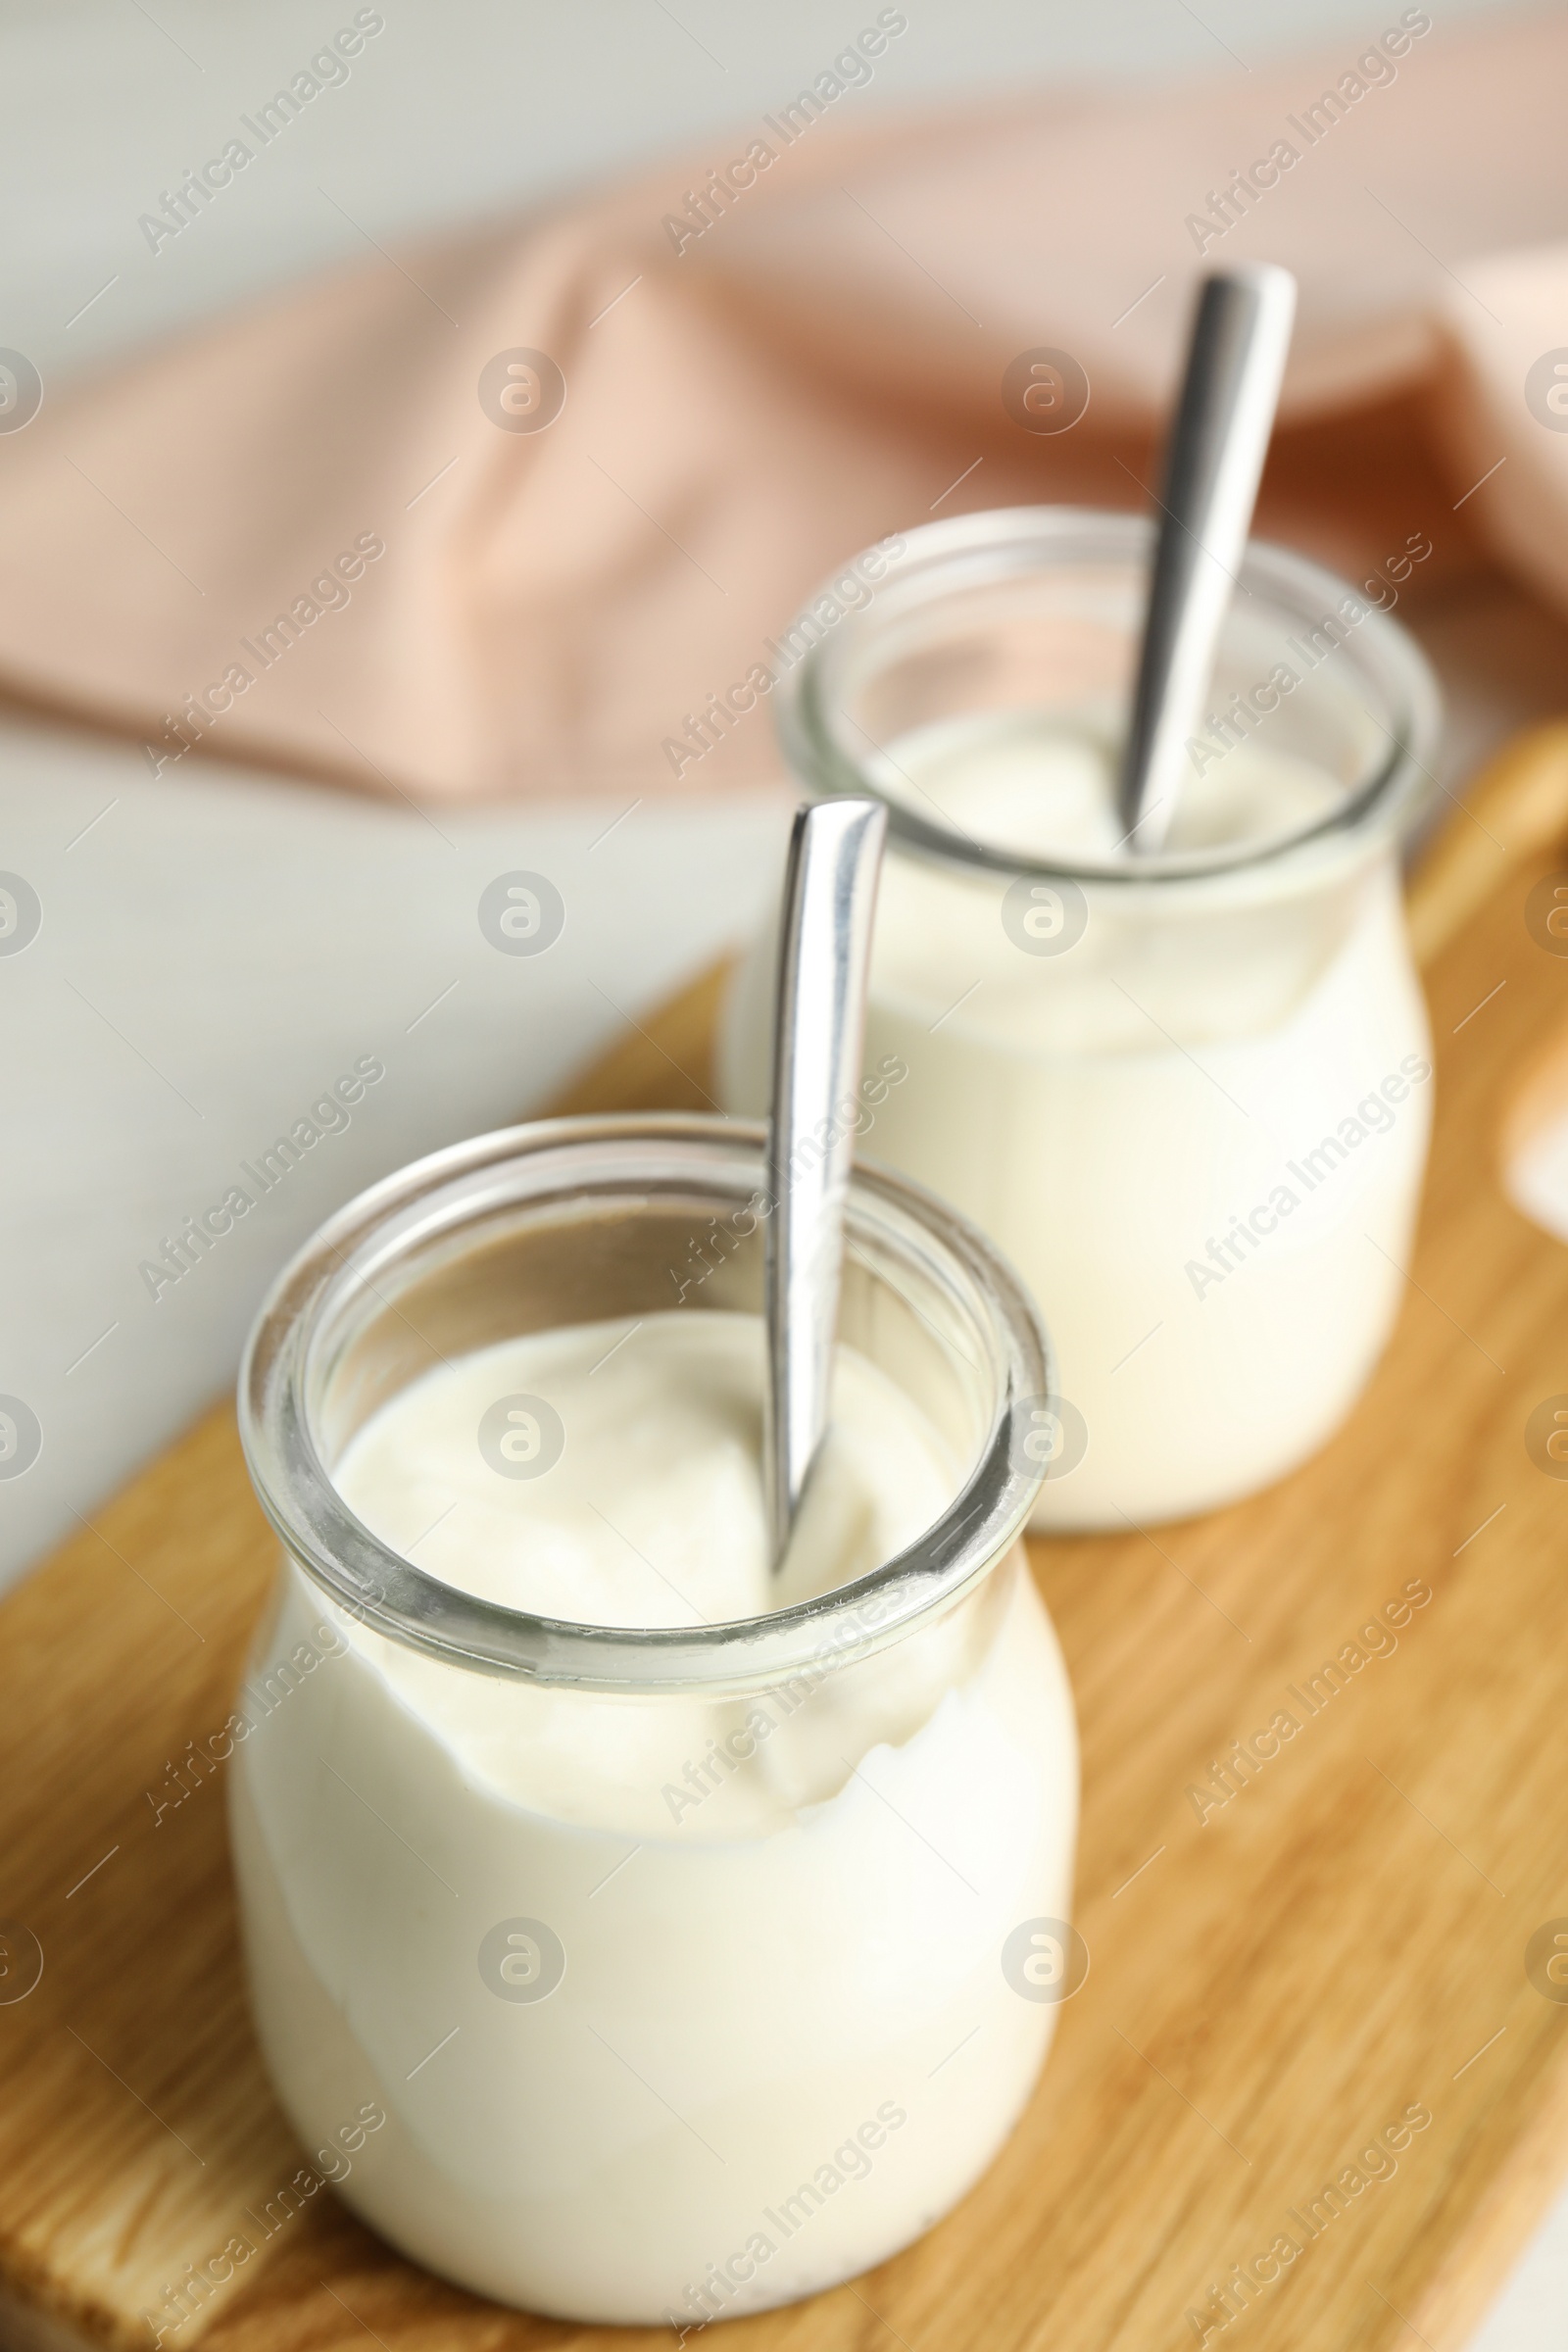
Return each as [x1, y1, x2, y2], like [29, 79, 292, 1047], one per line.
[719, 510, 1441, 1527]
[232, 1114, 1077, 2325]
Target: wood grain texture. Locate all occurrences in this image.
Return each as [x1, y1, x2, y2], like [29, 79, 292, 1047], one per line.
[5, 738, 1568, 2352]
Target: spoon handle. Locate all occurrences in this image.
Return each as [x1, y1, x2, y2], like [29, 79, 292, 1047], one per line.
[764, 796, 888, 1568]
[1117, 264, 1297, 852]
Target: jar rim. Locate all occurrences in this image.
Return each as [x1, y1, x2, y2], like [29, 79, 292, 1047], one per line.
[777, 505, 1442, 887]
[237, 1113, 1051, 1694]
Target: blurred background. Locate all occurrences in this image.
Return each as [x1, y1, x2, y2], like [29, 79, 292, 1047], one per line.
[2, 7, 1564, 2332]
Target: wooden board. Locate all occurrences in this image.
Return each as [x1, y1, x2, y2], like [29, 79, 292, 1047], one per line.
[7, 724, 1568, 2352]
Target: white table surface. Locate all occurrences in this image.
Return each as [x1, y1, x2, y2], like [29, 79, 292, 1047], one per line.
[5, 4, 1565, 2340]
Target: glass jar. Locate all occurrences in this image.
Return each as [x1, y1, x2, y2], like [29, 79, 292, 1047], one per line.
[720, 509, 1442, 1528]
[232, 1113, 1077, 2326]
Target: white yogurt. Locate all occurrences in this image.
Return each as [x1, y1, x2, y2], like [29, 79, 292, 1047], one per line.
[230, 1310, 1077, 2324]
[720, 712, 1433, 1526]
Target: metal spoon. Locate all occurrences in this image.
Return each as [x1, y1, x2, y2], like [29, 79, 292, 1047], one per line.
[1117, 263, 1298, 853]
[763, 796, 888, 1569]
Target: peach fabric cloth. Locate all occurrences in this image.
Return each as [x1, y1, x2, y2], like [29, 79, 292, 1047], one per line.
[0, 7, 1564, 803]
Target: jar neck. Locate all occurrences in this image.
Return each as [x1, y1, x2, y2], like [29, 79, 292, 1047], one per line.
[239, 1116, 1051, 1694]
[775, 507, 1441, 891]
